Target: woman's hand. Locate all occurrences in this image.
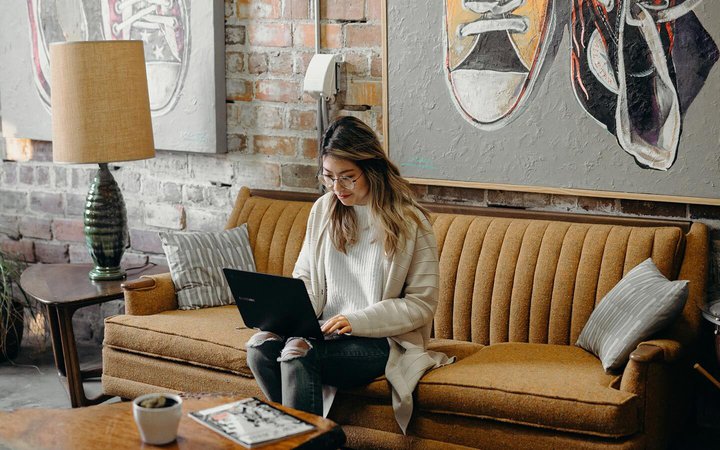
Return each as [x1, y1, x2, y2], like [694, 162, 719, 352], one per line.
[321, 315, 352, 335]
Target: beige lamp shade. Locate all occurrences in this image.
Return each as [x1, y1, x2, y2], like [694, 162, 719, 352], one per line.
[51, 40, 155, 164]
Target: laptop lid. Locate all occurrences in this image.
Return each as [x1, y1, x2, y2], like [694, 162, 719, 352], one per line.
[222, 268, 324, 340]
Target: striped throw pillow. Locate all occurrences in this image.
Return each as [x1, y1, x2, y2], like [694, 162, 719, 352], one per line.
[576, 258, 688, 372]
[160, 224, 256, 310]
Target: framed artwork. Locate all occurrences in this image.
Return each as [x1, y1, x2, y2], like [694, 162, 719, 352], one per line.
[0, 0, 226, 153]
[383, 0, 720, 205]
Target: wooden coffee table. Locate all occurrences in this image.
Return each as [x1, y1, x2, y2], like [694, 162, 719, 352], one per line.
[0, 395, 346, 449]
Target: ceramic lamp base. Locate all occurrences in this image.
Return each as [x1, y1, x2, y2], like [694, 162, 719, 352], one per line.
[88, 266, 126, 281]
[84, 163, 128, 281]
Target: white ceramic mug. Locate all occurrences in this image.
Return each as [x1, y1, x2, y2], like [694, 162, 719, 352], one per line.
[132, 393, 183, 445]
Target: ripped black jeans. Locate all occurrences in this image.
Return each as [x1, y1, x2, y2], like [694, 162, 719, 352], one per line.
[245, 332, 390, 416]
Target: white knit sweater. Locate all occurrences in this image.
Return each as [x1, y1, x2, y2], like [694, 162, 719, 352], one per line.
[322, 204, 388, 320]
[293, 192, 454, 433]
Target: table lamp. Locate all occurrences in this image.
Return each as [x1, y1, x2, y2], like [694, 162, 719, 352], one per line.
[50, 41, 155, 281]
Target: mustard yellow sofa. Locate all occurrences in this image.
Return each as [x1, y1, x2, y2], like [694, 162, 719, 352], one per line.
[102, 187, 708, 449]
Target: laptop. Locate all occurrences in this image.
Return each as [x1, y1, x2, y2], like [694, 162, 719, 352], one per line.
[222, 268, 326, 340]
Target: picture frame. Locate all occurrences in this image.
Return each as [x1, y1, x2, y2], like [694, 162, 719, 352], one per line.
[0, 0, 226, 154]
[382, 0, 720, 206]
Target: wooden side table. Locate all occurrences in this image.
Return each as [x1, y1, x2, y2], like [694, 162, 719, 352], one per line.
[19, 263, 168, 408]
[0, 395, 346, 449]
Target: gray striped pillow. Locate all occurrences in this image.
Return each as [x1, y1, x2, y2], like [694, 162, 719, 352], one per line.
[576, 258, 688, 372]
[160, 224, 256, 310]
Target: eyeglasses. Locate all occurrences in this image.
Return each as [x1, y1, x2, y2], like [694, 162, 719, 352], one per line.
[318, 173, 363, 190]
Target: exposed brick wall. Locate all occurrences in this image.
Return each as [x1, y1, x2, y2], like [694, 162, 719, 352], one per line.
[0, 0, 719, 346]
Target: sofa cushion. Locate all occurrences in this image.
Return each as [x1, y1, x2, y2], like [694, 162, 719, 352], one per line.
[415, 343, 639, 438]
[426, 338, 484, 361]
[160, 224, 256, 310]
[339, 339, 484, 401]
[102, 348, 264, 399]
[104, 306, 255, 377]
[576, 258, 689, 372]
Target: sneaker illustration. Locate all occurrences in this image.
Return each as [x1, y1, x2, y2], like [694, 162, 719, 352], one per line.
[444, 0, 557, 129]
[26, 0, 88, 111]
[570, 0, 717, 170]
[101, 0, 190, 116]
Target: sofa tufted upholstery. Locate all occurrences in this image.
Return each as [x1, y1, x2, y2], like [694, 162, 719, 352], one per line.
[103, 187, 708, 449]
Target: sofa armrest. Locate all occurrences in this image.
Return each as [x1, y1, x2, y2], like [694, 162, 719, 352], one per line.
[121, 273, 177, 315]
[629, 345, 664, 363]
[621, 339, 683, 394]
[620, 338, 689, 447]
[629, 339, 683, 364]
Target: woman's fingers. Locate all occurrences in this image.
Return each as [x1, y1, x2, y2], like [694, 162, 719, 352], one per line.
[330, 320, 350, 334]
[320, 317, 336, 333]
[320, 318, 335, 333]
[321, 315, 352, 334]
[326, 318, 346, 333]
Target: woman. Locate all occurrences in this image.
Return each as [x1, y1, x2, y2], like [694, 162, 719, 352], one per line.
[246, 116, 452, 433]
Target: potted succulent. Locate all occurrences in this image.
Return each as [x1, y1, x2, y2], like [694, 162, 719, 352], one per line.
[0, 250, 31, 361]
[133, 393, 184, 445]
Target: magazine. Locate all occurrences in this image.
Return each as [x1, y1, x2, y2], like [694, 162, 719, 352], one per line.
[188, 397, 316, 448]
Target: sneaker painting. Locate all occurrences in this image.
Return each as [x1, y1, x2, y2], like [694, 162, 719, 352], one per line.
[570, 0, 718, 170]
[26, 0, 88, 110]
[444, 0, 557, 129]
[101, 0, 189, 116]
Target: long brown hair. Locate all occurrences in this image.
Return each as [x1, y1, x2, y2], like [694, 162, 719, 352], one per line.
[319, 116, 429, 255]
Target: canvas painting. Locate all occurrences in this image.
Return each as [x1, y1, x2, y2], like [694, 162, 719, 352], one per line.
[386, 0, 720, 204]
[445, 0, 557, 130]
[568, 0, 718, 170]
[0, 0, 225, 153]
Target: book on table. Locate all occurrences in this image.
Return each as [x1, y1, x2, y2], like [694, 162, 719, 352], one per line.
[188, 397, 316, 448]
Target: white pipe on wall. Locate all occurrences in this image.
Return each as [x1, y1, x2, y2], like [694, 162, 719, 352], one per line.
[314, 0, 320, 54]
[314, 0, 328, 153]
[315, 0, 323, 145]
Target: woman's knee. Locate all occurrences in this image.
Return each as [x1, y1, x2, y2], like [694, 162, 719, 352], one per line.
[245, 331, 283, 367]
[278, 337, 313, 362]
[246, 331, 283, 349]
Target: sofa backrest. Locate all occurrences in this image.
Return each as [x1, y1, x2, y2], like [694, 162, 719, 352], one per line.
[227, 189, 313, 277]
[228, 187, 708, 347]
[432, 215, 685, 345]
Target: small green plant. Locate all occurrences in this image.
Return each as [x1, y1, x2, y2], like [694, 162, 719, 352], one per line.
[0, 250, 32, 360]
